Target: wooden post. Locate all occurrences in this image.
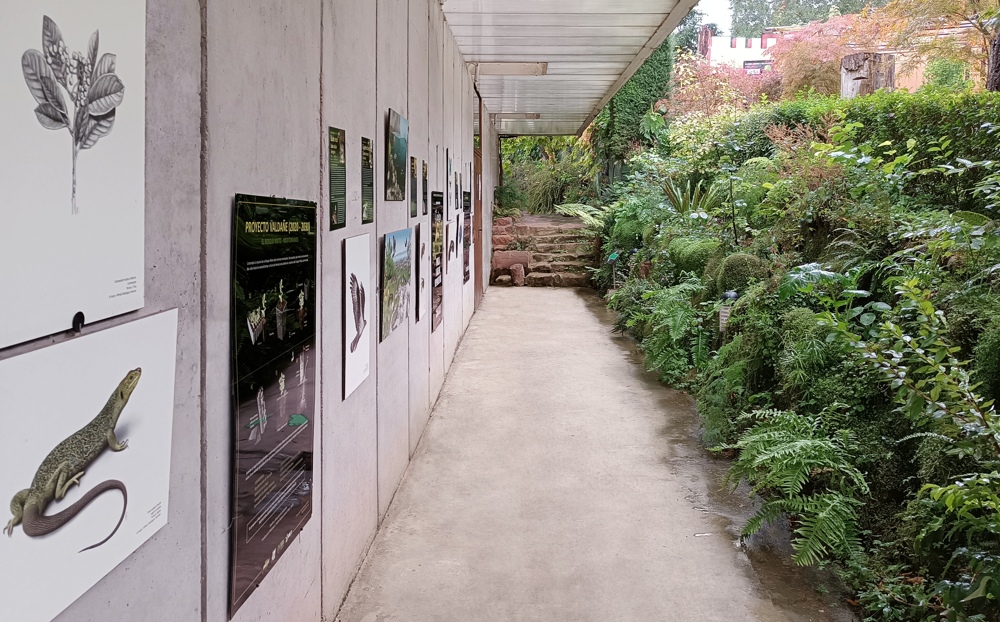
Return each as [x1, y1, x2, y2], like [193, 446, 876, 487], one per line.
[841, 53, 896, 98]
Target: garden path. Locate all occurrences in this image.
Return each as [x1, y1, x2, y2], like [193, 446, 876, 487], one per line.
[336, 288, 851, 622]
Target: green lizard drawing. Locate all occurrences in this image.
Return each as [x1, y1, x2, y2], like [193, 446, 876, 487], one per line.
[3, 368, 141, 552]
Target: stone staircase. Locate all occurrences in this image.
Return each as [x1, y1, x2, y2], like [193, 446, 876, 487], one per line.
[491, 214, 595, 288]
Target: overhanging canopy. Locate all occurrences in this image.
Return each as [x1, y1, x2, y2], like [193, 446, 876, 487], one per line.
[444, 0, 698, 136]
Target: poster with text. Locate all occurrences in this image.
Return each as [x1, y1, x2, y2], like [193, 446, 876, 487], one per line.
[463, 191, 472, 284]
[230, 194, 316, 617]
[361, 137, 374, 224]
[0, 1, 147, 349]
[329, 127, 346, 230]
[0, 310, 177, 622]
[431, 192, 444, 332]
[422, 160, 428, 215]
[343, 233, 371, 399]
[409, 156, 418, 217]
[380, 228, 412, 341]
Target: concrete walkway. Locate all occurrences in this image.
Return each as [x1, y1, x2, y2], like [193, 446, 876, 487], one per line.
[336, 288, 799, 622]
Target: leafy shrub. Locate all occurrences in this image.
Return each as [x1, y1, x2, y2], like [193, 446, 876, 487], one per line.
[667, 237, 722, 276]
[975, 319, 1000, 402]
[718, 253, 768, 293]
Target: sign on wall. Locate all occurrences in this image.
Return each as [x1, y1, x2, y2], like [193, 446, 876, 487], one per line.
[329, 127, 346, 230]
[431, 192, 444, 332]
[0, 310, 178, 622]
[229, 194, 316, 617]
[0, 1, 147, 349]
[463, 191, 472, 284]
[361, 137, 374, 224]
[409, 156, 418, 217]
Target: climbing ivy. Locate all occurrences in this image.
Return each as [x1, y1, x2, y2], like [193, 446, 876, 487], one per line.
[592, 39, 674, 165]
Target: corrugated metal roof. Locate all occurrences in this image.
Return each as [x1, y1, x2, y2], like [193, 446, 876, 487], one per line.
[443, 0, 698, 135]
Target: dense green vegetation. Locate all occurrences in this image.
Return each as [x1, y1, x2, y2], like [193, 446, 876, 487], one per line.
[592, 90, 1000, 621]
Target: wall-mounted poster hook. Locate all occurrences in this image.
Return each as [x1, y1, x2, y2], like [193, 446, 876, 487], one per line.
[72, 312, 85, 334]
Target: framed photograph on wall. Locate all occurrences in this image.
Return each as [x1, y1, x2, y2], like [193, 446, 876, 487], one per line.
[380, 228, 412, 341]
[385, 109, 408, 201]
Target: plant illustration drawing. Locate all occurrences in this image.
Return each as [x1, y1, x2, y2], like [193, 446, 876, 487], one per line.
[22, 16, 125, 215]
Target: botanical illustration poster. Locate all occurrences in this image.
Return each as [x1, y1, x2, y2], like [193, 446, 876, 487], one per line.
[328, 127, 346, 231]
[343, 233, 371, 400]
[463, 191, 472, 284]
[431, 192, 444, 332]
[0, 1, 146, 349]
[385, 109, 408, 201]
[380, 228, 412, 341]
[0, 310, 178, 622]
[361, 137, 374, 224]
[230, 195, 316, 617]
[409, 156, 418, 217]
[422, 160, 428, 215]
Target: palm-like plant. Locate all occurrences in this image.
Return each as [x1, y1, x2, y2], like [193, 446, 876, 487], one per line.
[662, 179, 723, 218]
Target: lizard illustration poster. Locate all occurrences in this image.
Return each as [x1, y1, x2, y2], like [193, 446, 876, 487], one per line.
[343, 233, 371, 400]
[0, 2, 146, 349]
[230, 194, 317, 617]
[0, 310, 177, 622]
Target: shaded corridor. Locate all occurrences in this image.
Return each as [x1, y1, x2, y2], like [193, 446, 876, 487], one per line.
[337, 288, 847, 622]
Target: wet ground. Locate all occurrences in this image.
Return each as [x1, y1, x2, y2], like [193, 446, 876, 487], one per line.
[337, 288, 857, 622]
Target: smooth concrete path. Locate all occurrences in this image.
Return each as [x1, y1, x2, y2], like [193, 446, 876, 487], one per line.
[336, 288, 801, 622]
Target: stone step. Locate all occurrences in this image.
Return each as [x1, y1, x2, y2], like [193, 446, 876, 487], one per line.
[529, 233, 593, 245]
[532, 251, 592, 263]
[549, 261, 591, 274]
[535, 242, 594, 254]
[525, 272, 591, 288]
[512, 225, 588, 237]
[528, 261, 591, 275]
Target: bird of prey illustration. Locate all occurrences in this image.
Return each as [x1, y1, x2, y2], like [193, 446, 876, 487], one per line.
[350, 273, 367, 352]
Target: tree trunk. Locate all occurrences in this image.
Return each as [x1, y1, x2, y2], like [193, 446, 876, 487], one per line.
[987, 35, 1000, 92]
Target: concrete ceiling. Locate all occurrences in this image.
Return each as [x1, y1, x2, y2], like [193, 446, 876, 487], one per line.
[442, 0, 698, 136]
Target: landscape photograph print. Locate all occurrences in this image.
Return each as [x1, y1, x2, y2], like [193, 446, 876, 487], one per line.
[380, 228, 412, 341]
[384, 109, 408, 201]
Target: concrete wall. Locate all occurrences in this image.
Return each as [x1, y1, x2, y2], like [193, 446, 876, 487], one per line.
[0, 0, 494, 620]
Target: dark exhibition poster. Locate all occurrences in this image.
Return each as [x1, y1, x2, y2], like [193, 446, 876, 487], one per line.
[229, 194, 317, 617]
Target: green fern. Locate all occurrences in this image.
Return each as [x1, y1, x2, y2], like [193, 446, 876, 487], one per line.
[728, 409, 869, 566]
